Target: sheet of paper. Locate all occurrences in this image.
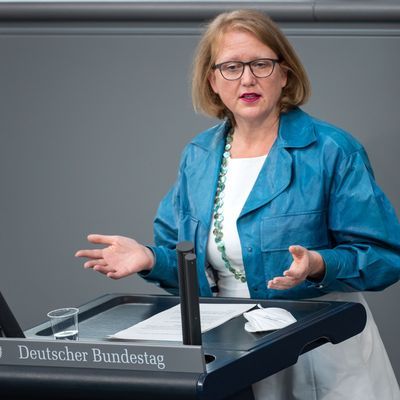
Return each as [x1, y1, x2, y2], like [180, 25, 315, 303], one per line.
[109, 303, 256, 341]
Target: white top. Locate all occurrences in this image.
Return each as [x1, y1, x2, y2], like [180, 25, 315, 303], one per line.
[206, 154, 267, 298]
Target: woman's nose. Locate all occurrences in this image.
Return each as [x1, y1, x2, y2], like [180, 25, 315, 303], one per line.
[241, 65, 257, 85]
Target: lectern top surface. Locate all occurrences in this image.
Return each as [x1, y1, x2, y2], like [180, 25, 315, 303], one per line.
[26, 294, 339, 352]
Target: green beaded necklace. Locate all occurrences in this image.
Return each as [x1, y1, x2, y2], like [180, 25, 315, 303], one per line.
[212, 131, 247, 283]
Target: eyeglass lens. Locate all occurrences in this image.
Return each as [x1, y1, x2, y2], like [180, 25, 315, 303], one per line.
[219, 59, 277, 80]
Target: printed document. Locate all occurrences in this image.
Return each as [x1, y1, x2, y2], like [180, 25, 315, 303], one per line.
[109, 303, 256, 341]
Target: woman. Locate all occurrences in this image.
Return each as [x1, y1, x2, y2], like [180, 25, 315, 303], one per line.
[76, 10, 400, 399]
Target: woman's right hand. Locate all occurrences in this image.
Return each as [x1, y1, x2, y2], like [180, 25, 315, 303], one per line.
[75, 234, 154, 279]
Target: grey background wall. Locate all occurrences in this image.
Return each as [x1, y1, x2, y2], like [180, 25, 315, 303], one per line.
[1, 1, 399, 381]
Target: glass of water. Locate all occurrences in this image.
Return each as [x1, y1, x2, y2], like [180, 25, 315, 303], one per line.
[47, 307, 79, 340]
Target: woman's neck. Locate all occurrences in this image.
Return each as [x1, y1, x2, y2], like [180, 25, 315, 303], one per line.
[230, 115, 279, 158]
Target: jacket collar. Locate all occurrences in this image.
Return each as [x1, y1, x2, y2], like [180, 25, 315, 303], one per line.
[188, 108, 317, 223]
[190, 119, 230, 153]
[276, 107, 316, 149]
[191, 107, 316, 153]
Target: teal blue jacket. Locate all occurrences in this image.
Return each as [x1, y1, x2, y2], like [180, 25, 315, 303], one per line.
[143, 108, 400, 299]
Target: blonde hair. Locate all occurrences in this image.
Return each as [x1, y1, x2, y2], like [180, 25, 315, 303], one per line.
[192, 10, 311, 122]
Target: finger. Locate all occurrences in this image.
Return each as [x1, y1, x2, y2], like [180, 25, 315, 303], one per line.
[289, 245, 307, 262]
[87, 234, 117, 245]
[75, 249, 104, 258]
[107, 271, 124, 280]
[268, 280, 293, 290]
[283, 267, 305, 280]
[83, 259, 106, 269]
[92, 264, 114, 275]
[268, 276, 298, 290]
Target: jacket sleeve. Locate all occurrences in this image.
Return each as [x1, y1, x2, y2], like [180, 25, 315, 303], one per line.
[138, 148, 188, 293]
[309, 148, 400, 292]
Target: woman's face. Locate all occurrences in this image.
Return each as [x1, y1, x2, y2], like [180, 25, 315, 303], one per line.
[209, 29, 287, 127]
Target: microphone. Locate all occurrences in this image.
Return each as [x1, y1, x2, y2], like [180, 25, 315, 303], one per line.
[176, 242, 202, 346]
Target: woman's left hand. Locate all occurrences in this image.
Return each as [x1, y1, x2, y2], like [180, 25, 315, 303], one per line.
[267, 245, 325, 290]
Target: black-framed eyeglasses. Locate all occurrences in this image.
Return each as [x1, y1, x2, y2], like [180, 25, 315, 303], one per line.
[212, 58, 281, 81]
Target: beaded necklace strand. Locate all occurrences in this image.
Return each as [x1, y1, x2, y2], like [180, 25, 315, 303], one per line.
[212, 131, 247, 283]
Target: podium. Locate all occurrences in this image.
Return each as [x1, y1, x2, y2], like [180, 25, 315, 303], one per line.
[0, 293, 366, 400]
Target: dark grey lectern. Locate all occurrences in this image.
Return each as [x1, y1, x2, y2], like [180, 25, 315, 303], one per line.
[0, 293, 366, 400]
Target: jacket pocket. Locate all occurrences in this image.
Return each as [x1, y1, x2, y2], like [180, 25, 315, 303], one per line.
[178, 213, 199, 244]
[261, 210, 329, 251]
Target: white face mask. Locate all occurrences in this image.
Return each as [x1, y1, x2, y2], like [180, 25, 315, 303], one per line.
[243, 304, 297, 332]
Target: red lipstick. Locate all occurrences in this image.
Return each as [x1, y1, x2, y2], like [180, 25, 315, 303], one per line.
[240, 93, 261, 103]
